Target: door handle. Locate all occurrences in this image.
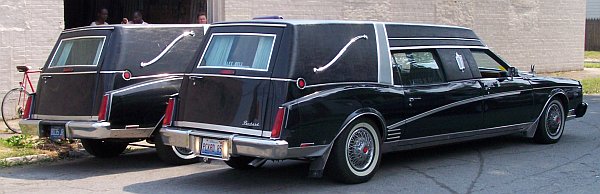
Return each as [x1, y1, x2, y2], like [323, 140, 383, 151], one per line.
[41, 75, 53, 79]
[189, 76, 203, 80]
[408, 97, 422, 102]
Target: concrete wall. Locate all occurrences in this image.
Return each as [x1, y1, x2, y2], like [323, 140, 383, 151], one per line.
[0, 0, 64, 95]
[223, 0, 586, 73]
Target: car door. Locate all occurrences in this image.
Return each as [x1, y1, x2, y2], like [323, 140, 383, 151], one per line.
[34, 31, 111, 119]
[472, 49, 534, 129]
[388, 49, 483, 140]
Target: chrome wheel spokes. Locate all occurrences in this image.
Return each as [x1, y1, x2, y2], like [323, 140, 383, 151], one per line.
[347, 127, 375, 171]
[546, 103, 563, 137]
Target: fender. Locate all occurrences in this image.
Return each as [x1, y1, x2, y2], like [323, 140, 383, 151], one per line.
[308, 107, 386, 178]
[525, 88, 568, 137]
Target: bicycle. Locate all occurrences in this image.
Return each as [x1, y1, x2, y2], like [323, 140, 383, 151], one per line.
[1, 66, 41, 133]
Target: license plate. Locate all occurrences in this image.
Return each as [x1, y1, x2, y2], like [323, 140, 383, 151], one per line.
[49, 126, 65, 140]
[200, 138, 225, 158]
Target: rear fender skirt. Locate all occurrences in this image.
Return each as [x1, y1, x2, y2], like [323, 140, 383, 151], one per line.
[525, 88, 568, 137]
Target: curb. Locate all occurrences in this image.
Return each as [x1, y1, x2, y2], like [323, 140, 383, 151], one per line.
[1, 154, 51, 166]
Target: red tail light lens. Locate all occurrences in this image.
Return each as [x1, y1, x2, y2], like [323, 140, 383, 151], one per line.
[163, 98, 175, 126]
[271, 107, 286, 139]
[22, 95, 33, 119]
[97, 95, 109, 121]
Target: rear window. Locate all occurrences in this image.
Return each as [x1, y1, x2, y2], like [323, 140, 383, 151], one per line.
[198, 33, 276, 71]
[49, 36, 105, 67]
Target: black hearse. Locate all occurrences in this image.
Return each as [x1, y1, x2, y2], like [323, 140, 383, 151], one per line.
[160, 20, 588, 183]
[20, 24, 208, 164]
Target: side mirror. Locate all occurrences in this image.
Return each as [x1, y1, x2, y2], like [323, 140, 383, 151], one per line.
[508, 67, 518, 80]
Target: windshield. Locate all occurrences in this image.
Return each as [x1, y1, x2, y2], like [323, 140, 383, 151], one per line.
[198, 33, 276, 71]
[49, 36, 106, 67]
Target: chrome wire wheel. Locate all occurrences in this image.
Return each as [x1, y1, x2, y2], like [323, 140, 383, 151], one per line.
[346, 127, 375, 171]
[171, 146, 196, 159]
[545, 103, 563, 137]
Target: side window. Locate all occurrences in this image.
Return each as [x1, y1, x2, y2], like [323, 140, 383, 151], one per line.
[471, 50, 506, 71]
[392, 51, 445, 85]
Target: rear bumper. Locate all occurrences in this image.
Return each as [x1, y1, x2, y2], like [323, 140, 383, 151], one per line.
[19, 119, 154, 139]
[161, 127, 292, 160]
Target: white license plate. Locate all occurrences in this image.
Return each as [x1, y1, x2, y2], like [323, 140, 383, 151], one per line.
[200, 138, 225, 158]
[49, 126, 65, 139]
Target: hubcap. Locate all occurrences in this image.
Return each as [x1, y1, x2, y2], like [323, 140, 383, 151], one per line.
[347, 127, 375, 171]
[546, 103, 563, 137]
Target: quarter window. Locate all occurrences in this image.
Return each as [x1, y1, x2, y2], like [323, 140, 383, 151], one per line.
[198, 34, 276, 71]
[472, 50, 506, 71]
[392, 51, 445, 85]
[50, 37, 105, 67]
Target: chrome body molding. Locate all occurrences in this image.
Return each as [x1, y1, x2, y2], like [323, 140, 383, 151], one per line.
[161, 127, 290, 160]
[387, 90, 523, 130]
[19, 119, 154, 139]
[313, 35, 369, 72]
[390, 45, 488, 50]
[141, 31, 197, 67]
[173, 121, 263, 137]
[388, 37, 481, 42]
[32, 114, 98, 121]
[374, 23, 393, 85]
[184, 73, 294, 82]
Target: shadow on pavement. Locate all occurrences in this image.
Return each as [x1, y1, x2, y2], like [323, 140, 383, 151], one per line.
[0, 148, 171, 181]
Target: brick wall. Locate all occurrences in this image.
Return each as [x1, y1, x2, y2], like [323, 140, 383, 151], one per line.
[0, 0, 64, 96]
[223, 0, 586, 73]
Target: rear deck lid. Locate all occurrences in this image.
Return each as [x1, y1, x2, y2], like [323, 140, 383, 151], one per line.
[176, 26, 285, 137]
[34, 30, 111, 120]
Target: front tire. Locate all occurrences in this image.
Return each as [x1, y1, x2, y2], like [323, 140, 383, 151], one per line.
[326, 118, 381, 184]
[155, 135, 200, 165]
[81, 139, 128, 158]
[533, 99, 566, 144]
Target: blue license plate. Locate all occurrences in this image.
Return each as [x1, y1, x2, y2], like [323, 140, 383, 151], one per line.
[200, 138, 224, 158]
[49, 126, 65, 140]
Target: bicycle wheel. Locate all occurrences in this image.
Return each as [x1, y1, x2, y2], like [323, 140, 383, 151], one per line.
[2, 88, 27, 133]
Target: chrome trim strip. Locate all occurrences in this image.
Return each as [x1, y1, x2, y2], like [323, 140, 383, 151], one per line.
[210, 23, 287, 27]
[173, 121, 263, 136]
[100, 71, 127, 74]
[386, 122, 531, 143]
[62, 27, 114, 33]
[128, 73, 184, 80]
[304, 82, 383, 89]
[32, 114, 98, 121]
[109, 77, 183, 94]
[390, 45, 488, 50]
[48, 36, 107, 68]
[41, 71, 97, 75]
[387, 90, 522, 129]
[185, 73, 294, 82]
[141, 31, 196, 67]
[197, 33, 277, 72]
[388, 37, 481, 42]
[374, 23, 393, 85]
[313, 35, 369, 72]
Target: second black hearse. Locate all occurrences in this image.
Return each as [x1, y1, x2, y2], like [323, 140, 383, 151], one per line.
[20, 24, 208, 164]
[161, 20, 587, 183]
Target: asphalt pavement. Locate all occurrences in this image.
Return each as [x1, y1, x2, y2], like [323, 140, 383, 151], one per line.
[1, 95, 599, 194]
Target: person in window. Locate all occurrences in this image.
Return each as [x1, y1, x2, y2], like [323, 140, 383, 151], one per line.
[90, 8, 109, 26]
[197, 12, 208, 24]
[121, 10, 148, 24]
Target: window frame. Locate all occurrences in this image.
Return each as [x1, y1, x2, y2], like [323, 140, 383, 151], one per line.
[470, 49, 511, 72]
[196, 32, 278, 72]
[48, 36, 107, 68]
[391, 49, 447, 86]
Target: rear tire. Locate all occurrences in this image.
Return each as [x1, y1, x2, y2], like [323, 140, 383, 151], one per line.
[155, 135, 200, 165]
[1, 88, 26, 133]
[326, 118, 381, 184]
[533, 99, 566, 144]
[81, 139, 128, 158]
[224, 156, 259, 170]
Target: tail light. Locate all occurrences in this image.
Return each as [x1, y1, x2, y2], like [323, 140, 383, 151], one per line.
[97, 95, 109, 121]
[270, 107, 286, 139]
[163, 98, 176, 126]
[22, 95, 34, 119]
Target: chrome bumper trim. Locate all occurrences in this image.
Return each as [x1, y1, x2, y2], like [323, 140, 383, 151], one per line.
[19, 119, 154, 139]
[161, 127, 290, 159]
